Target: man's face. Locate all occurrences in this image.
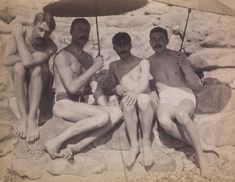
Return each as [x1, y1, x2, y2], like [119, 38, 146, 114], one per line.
[113, 40, 131, 60]
[32, 21, 51, 46]
[150, 32, 168, 54]
[71, 22, 90, 47]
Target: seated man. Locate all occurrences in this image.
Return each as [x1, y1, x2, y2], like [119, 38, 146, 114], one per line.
[148, 27, 218, 177]
[109, 32, 154, 168]
[45, 18, 122, 160]
[4, 12, 57, 142]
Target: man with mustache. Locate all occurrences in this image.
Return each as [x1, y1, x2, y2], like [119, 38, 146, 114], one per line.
[45, 18, 122, 159]
[109, 32, 154, 169]
[4, 12, 57, 142]
[148, 27, 218, 177]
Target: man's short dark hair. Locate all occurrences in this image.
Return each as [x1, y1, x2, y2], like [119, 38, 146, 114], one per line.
[150, 27, 168, 39]
[70, 18, 90, 33]
[112, 32, 131, 45]
[34, 12, 56, 32]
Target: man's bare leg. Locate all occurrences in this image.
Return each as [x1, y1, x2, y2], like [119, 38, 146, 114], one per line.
[26, 66, 42, 142]
[45, 100, 110, 159]
[60, 106, 122, 159]
[121, 99, 140, 168]
[157, 103, 217, 154]
[137, 94, 154, 168]
[175, 99, 209, 177]
[13, 63, 27, 138]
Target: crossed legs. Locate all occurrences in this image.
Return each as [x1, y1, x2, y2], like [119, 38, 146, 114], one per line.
[45, 100, 122, 159]
[59, 105, 122, 160]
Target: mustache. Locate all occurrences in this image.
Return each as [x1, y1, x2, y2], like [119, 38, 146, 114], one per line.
[120, 51, 128, 54]
[78, 36, 88, 40]
[154, 44, 163, 48]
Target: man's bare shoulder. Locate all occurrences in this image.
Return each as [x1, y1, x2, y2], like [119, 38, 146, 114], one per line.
[81, 50, 92, 60]
[43, 38, 57, 54]
[109, 60, 119, 69]
[54, 49, 69, 66]
[166, 49, 184, 58]
[147, 54, 156, 61]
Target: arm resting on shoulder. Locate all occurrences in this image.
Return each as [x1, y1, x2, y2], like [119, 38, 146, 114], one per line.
[15, 36, 57, 68]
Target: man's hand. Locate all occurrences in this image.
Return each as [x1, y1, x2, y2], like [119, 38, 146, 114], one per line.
[12, 23, 26, 38]
[123, 91, 137, 106]
[115, 84, 126, 96]
[92, 55, 104, 72]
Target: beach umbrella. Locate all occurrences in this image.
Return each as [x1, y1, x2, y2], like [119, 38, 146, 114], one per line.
[152, 0, 235, 51]
[43, 0, 148, 56]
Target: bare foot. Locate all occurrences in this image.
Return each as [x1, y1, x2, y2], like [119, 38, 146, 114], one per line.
[60, 144, 74, 160]
[143, 145, 154, 168]
[45, 139, 62, 160]
[125, 147, 140, 169]
[14, 119, 27, 139]
[26, 119, 39, 142]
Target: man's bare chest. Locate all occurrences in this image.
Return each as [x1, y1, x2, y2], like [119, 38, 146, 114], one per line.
[151, 57, 182, 78]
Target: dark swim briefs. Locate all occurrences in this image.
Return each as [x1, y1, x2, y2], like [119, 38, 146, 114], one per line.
[55, 92, 85, 102]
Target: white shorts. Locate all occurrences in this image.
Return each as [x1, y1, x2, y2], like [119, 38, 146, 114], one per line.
[157, 82, 196, 107]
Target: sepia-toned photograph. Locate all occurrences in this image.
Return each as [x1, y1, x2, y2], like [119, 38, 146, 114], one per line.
[0, 0, 235, 181]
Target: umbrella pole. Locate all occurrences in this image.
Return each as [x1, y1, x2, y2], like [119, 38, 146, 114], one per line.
[180, 8, 191, 52]
[95, 16, 101, 56]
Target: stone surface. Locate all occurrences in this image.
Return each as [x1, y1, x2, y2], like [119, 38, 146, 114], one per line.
[47, 151, 107, 176]
[0, 123, 13, 142]
[0, 137, 18, 157]
[11, 157, 47, 180]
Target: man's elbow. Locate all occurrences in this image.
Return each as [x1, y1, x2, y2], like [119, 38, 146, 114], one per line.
[3, 56, 13, 67]
[3, 60, 12, 67]
[22, 60, 33, 68]
[67, 85, 78, 95]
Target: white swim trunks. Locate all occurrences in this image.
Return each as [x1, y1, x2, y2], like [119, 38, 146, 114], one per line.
[156, 82, 196, 107]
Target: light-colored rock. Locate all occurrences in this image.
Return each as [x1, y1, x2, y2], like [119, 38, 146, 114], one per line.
[0, 137, 18, 157]
[11, 156, 47, 180]
[47, 152, 107, 176]
[0, 123, 13, 142]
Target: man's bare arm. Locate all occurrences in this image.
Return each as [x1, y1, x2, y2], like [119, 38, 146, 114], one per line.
[177, 53, 202, 90]
[4, 35, 21, 66]
[133, 59, 150, 94]
[55, 52, 103, 94]
[13, 24, 57, 68]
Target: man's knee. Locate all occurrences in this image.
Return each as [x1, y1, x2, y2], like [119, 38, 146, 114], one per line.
[96, 109, 110, 128]
[13, 63, 25, 77]
[30, 66, 42, 78]
[108, 106, 122, 124]
[137, 94, 151, 111]
[158, 114, 173, 130]
[175, 109, 189, 126]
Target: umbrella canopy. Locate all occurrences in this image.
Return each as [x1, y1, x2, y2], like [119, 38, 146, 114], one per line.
[43, 0, 147, 56]
[154, 0, 235, 16]
[43, 0, 148, 17]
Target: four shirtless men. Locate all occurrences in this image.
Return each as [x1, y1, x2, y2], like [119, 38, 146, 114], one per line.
[4, 12, 217, 176]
